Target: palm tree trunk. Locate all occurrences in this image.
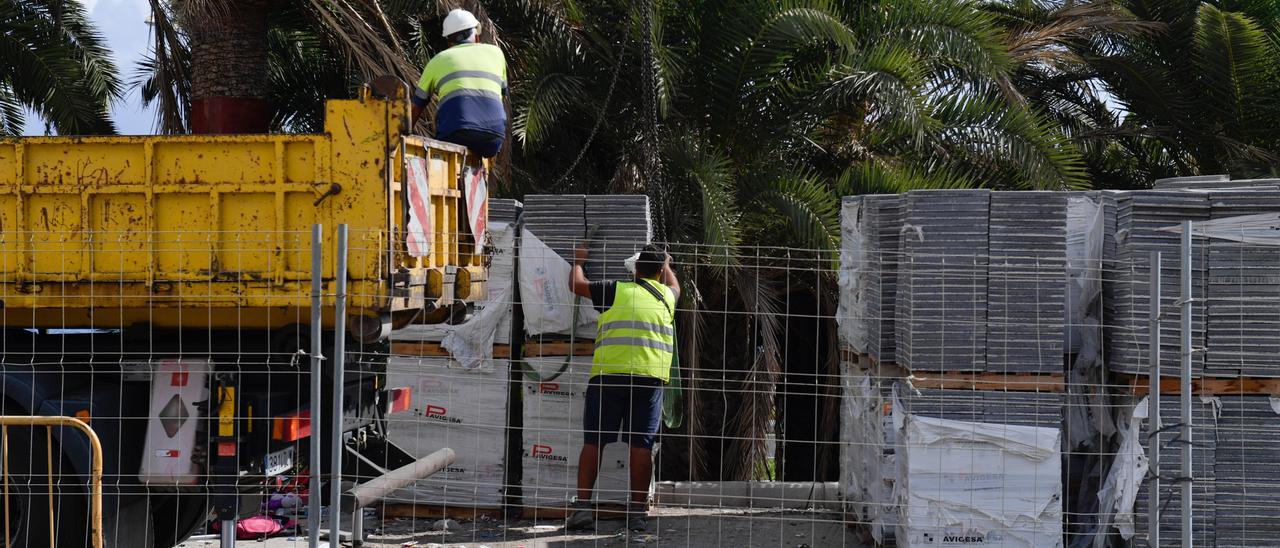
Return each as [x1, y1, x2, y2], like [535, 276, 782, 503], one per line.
[187, 0, 270, 133]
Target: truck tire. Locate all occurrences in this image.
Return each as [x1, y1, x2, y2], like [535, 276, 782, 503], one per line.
[103, 495, 154, 548]
[150, 493, 209, 547]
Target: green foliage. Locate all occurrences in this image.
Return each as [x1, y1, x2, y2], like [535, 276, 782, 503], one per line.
[0, 0, 121, 135]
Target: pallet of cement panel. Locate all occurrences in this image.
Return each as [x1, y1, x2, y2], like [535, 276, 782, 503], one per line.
[895, 387, 1063, 429]
[489, 198, 523, 226]
[1203, 188, 1280, 377]
[1132, 398, 1217, 547]
[988, 192, 1067, 374]
[896, 191, 989, 375]
[1214, 396, 1280, 547]
[584, 195, 653, 281]
[522, 194, 587, 261]
[1106, 192, 1210, 377]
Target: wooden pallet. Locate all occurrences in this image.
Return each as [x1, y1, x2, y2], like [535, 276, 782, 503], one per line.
[391, 340, 595, 358]
[841, 347, 1059, 391]
[1113, 373, 1280, 396]
[907, 371, 1066, 392]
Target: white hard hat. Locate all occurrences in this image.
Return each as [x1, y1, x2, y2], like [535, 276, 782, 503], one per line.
[442, 8, 480, 37]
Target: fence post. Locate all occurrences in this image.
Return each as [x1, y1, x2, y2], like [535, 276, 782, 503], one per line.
[1179, 220, 1193, 548]
[329, 224, 349, 541]
[310, 224, 324, 548]
[1149, 251, 1161, 546]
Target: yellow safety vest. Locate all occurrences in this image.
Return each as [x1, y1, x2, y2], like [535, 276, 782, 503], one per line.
[591, 279, 676, 382]
[417, 43, 508, 102]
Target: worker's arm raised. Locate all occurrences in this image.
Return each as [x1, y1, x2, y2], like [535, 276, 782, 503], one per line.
[570, 244, 592, 299]
[662, 257, 681, 302]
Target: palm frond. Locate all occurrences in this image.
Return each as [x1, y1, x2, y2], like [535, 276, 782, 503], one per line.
[750, 172, 841, 252]
[1192, 3, 1274, 129]
[135, 0, 190, 134]
[0, 0, 119, 134]
[931, 92, 1087, 189]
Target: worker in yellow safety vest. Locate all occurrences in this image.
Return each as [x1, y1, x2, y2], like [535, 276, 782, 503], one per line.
[567, 243, 680, 533]
[411, 8, 508, 157]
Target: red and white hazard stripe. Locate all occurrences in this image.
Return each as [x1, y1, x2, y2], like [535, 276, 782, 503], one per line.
[464, 167, 489, 253]
[405, 157, 432, 257]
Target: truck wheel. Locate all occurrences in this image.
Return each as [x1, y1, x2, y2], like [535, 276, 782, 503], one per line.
[103, 495, 154, 548]
[150, 493, 209, 547]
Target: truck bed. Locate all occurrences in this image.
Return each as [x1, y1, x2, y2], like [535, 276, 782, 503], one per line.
[0, 96, 484, 330]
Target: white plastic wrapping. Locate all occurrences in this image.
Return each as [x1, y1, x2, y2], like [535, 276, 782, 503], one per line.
[1093, 399, 1148, 546]
[837, 197, 867, 351]
[518, 230, 600, 338]
[1163, 211, 1280, 245]
[521, 355, 639, 506]
[839, 363, 899, 543]
[895, 410, 1063, 547]
[1065, 195, 1103, 353]
[384, 356, 510, 507]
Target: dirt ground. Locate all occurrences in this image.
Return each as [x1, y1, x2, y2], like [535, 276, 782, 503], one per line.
[176, 507, 866, 547]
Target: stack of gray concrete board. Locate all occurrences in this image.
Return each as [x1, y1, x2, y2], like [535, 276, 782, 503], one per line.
[1214, 396, 1280, 547]
[1105, 192, 1209, 377]
[489, 198, 522, 226]
[1151, 174, 1230, 189]
[895, 190, 989, 371]
[1204, 187, 1280, 376]
[867, 195, 903, 364]
[896, 387, 1063, 429]
[987, 192, 1067, 374]
[522, 194, 587, 262]
[584, 195, 653, 282]
[844, 194, 903, 362]
[1133, 398, 1217, 547]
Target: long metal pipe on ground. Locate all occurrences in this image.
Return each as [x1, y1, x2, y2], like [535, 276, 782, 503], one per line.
[345, 448, 457, 510]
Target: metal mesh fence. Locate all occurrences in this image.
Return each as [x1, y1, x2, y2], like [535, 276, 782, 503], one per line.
[7, 190, 1280, 547]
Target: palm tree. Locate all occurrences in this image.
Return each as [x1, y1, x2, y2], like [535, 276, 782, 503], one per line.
[501, 0, 1090, 480]
[138, 0, 427, 133]
[0, 0, 121, 135]
[134, 0, 1093, 481]
[995, 0, 1280, 185]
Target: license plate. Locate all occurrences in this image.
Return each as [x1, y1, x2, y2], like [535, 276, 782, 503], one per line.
[264, 446, 295, 476]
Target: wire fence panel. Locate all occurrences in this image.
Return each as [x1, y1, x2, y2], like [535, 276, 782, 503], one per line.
[11, 184, 1280, 547]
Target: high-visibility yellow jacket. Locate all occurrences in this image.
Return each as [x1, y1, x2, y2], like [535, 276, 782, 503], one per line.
[414, 43, 508, 137]
[591, 279, 676, 383]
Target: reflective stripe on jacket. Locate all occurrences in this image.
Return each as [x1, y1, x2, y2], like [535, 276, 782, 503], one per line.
[591, 279, 676, 382]
[415, 43, 508, 137]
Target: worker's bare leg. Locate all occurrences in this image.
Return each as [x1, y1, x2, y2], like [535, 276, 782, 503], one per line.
[576, 443, 603, 500]
[568, 443, 604, 530]
[628, 445, 652, 505]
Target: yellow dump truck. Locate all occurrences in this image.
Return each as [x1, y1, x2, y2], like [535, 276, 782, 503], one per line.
[0, 87, 487, 547]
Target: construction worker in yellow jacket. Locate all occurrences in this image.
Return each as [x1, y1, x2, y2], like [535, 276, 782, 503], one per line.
[411, 8, 508, 157]
[567, 243, 680, 533]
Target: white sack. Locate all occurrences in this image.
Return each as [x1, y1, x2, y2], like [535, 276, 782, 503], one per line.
[896, 413, 1063, 547]
[384, 357, 509, 507]
[518, 230, 600, 337]
[521, 355, 645, 506]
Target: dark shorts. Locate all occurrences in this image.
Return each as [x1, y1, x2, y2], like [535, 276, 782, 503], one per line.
[438, 128, 504, 158]
[582, 374, 663, 449]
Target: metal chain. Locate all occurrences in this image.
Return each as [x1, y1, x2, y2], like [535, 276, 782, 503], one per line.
[549, 45, 626, 192]
[641, 0, 666, 243]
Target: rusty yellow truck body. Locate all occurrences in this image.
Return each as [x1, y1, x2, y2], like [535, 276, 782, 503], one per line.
[0, 92, 485, 332]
